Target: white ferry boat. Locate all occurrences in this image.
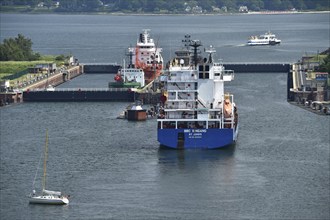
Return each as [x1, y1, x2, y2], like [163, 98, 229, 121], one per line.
[157, 37, 238, 149]
[247, 31, 281, 46]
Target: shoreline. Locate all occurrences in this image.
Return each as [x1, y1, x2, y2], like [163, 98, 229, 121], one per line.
[0, 10, 329, 16]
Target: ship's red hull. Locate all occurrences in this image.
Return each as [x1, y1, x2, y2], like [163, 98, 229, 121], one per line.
[141, 66, 163, 84]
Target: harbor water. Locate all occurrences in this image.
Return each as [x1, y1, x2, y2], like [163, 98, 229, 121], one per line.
[1, 13, 330, 219]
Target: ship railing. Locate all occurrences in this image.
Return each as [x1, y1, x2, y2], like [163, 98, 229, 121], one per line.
[213, 70, 235, 81]
[167, 78, 197, 83]
[157, 118, 240, 129]
[167, 85, 196, 91]
[223, 70, 234, 81]
[166, 94, 196, 100]
[167, 70, 198, 82]
[223, 117, 235, 129]
[158, 106, 236, 129]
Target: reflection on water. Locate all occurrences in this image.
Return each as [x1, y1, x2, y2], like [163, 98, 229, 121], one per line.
[158, 144, 236, 169]
[157, 144, 237, 183]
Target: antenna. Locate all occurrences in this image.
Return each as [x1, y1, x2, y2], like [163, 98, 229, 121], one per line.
[182, 34, 191, 50]
[189, 40, 202, 68]
[204, 45, 216, 63]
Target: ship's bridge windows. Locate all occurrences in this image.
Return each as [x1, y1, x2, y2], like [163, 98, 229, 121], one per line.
[198, 65, 210, 79]
[199, 72, 209, 79]
[139, 46, 153, 49]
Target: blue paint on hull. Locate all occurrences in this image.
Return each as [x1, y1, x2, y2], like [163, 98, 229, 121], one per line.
[158, 128, 236, 149]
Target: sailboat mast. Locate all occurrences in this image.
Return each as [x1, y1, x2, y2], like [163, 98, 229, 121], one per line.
[42, 129, 49, 192]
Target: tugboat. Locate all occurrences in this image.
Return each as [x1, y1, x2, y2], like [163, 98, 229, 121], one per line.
[157, 36, 238, 149]
[247, 31, 281, 46]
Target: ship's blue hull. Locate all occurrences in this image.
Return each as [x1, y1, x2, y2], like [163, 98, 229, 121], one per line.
[158, 128, 238, 149]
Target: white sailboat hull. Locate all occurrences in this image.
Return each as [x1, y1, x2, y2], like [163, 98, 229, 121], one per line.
[29, 130, 70, 205]
[29, 195, 69, 205]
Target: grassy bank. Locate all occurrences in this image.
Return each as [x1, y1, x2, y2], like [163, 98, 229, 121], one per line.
[0, 55, 69, 89]
[0, 55, 66, 80]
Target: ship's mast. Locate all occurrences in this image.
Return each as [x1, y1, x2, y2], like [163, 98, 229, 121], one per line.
[189, 40, 202, 68]
[126, 47, 134, 68]
[42, 129, 49, 192]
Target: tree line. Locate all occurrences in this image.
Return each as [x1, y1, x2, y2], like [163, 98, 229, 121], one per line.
[0, 34, 41, 61]
[1, 0, 329, 13]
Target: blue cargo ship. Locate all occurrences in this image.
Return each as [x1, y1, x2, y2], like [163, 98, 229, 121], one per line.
[157, 36, 238, 149]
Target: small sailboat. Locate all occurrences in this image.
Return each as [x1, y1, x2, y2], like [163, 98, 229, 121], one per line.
[29, 129, 69, 205]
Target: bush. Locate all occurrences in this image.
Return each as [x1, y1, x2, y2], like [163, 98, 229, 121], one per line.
[0, 34, 41, 61]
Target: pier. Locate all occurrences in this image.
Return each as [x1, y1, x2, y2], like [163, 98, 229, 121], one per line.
[223, 62, 291, 73]
[82, 63, 121, 73]
[4, 63, 294, 104]
[24, 65, 82, 90]
[287, 63, 329, 115]
[0, 65, 82, 105]
[23, 88, 136, 102]
[83, 63, 291, 74]
[23, 88, 161, 103]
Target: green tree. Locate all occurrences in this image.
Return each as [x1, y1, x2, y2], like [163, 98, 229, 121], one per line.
[55, 0, 78, 12]
[217, 0, 237, 11]
[319, 54, 330, 73]
[0, 34, 40, 61]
